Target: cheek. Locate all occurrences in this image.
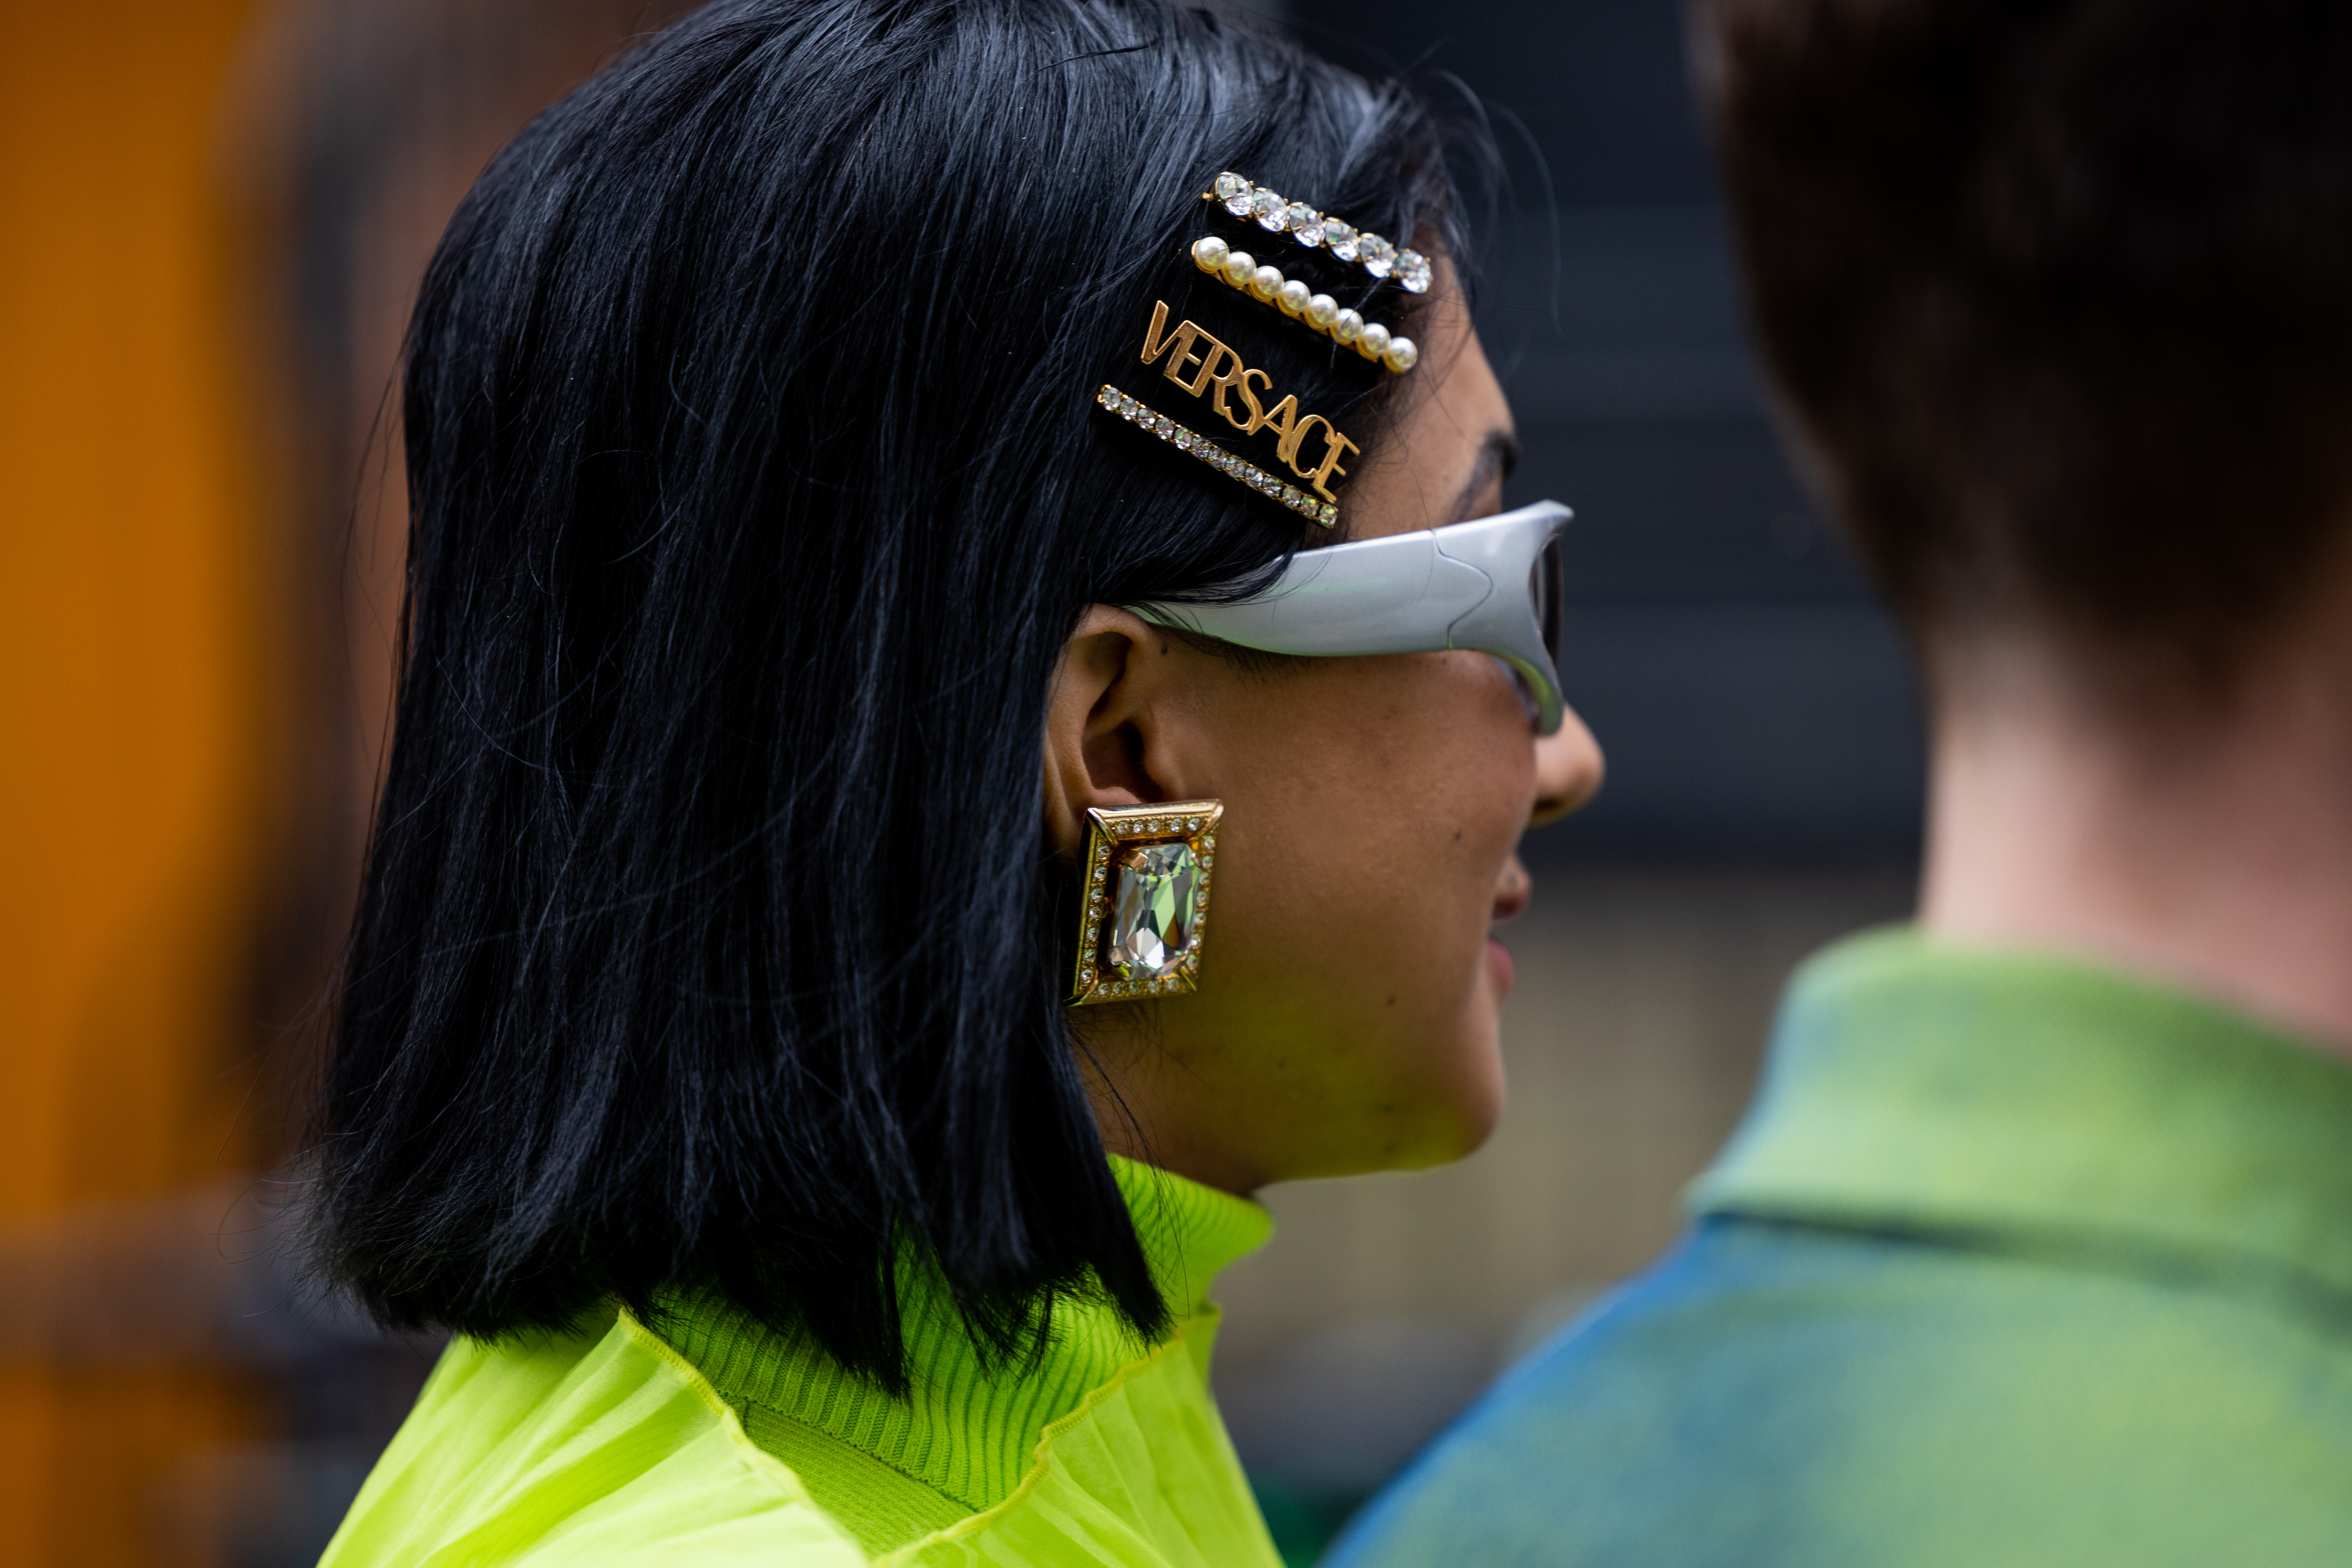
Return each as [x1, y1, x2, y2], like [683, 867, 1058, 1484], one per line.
[1307, 656, 1528, 1145]
[1392, 664, 1530, 963]
[1354, 652, 1534, 878]
[1238, 655, 1532, 1012]
[1166, 654, 1534, 1175]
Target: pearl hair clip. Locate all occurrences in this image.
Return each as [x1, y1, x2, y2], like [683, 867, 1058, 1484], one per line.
[1187, 234, 1419, 375]
[1205, 172, 1434, 295]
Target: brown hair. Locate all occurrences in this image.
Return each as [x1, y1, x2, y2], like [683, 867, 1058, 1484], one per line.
[1697, 0, 2352, 676]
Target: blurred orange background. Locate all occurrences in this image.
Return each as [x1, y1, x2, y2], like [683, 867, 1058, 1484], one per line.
[2, 3, 278, 1562]
[0, 4, 654, 1559]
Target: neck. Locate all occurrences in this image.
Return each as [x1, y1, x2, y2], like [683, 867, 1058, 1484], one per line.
[1920, 628, 2352, 1053]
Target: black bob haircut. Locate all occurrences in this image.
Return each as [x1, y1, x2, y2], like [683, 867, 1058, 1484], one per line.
[310, 0, 1478, 1388]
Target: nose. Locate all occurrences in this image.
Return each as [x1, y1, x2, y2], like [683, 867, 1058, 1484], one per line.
[1532, 703, 1603, 828]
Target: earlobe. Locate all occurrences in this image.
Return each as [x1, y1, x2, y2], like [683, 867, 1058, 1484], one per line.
[1042, 606, 1163, 860]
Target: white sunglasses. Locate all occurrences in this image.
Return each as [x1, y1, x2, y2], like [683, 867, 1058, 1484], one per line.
[1130, 499, 1573, 735]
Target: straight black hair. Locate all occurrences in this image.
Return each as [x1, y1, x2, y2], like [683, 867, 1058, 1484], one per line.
[310, 0, 1473, 1388]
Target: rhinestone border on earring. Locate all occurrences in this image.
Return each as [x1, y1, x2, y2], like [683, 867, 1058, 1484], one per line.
[1187, 236, 1418, 375]
[1201, 173, 1433, 295]
[1069, 800, 1224, 1006]
[1095, 385, 1339, 527]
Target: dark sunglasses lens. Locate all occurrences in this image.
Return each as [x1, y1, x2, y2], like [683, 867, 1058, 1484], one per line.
[1534, 536, 1565, 666]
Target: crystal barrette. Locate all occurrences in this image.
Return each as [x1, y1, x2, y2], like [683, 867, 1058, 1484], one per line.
[1096, 385, 1338, 527]
[1204, 172, 1434, 296]
[1186, 236, 1417, 374]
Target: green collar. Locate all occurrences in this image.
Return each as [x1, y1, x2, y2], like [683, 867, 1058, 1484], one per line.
[1693, 928, 2352, 1303]
[661, 1155, 1269, 1515]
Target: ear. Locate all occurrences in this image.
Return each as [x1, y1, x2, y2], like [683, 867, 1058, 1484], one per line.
[1042, 606, 1169, 861]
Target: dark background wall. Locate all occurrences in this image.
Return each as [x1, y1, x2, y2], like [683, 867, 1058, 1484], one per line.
[1290, 0, 1928, 861]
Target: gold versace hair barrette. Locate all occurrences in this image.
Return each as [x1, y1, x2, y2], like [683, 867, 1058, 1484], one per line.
[1090, 170, 1431, 526]
[1092, 292, 1361, 528]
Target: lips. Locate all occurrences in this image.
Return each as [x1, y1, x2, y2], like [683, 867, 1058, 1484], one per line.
[1485, 935, 1516, 999]
[1490, 857, 1532, 923]
[1486, 859, 1528, 1001]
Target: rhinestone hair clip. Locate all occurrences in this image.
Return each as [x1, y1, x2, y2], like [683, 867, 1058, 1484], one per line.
[1205, 172, 1434, 295]
[1096, 385, 1339, 526]
[1185, 235, 1418, 375]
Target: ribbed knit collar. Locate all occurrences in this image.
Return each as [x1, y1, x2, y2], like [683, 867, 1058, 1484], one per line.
[1694, 927, 2352, 1304]
[662, 1155, 1270, 1513]
[1110, 1153, 1275, 1314]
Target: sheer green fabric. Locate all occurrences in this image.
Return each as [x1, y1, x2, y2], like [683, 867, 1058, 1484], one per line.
[319, 1157, 1283, 1567]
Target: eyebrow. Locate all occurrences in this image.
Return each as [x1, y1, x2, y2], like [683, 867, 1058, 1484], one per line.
[1447, 429, 1522, 525]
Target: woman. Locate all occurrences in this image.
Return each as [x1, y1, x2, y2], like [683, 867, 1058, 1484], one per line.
[312, 0, 1602, 1562]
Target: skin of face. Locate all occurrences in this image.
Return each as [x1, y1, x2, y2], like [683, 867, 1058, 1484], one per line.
[1040, 271, 1605, 1196]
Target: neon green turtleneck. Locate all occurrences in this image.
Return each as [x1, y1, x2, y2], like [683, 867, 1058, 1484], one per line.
[659, 1156, 1273, 1554]
[317, 1156, 1282, 1568]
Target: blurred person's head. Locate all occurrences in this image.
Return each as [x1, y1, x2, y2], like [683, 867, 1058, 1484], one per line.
[310, 0, 1597, 1389]
[1695, 0, 2352, 1043]
[1698, 0, 2352, 700]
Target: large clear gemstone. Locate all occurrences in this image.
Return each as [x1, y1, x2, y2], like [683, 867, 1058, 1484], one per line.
[1213, 171, 1249, 203]
[1285, 201, 1322, 238]
[1394, 248, 1433, 294]
[1357, 233, 1397, 277]
[1105, 840, 1199, 979]
[1249, 188, 1289, 230]
[1224, 181, 1256, 218]
[1323, 222, 1360, 262]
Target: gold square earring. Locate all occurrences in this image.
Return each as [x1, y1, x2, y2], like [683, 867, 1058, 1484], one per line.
[1068, 800, 1223, 1005]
